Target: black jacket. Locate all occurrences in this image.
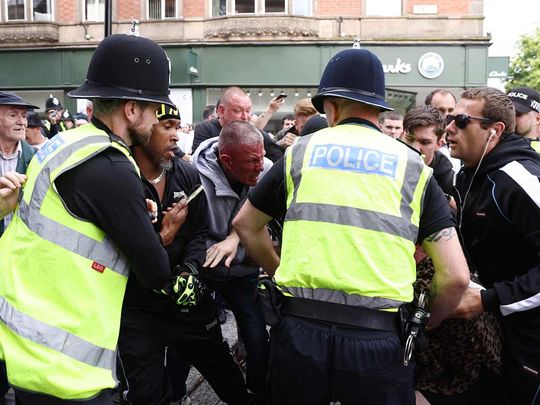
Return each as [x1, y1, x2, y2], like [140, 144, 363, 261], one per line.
[454, 134, 540, 347]
[192, 118, 284, 163]
[122, 157, 213, 324]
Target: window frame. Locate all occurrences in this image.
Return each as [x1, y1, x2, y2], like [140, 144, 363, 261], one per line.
[83, 0, 105, 22]
[31, 0, 54, 22]
[364, 0, 402, 17]
[146, 0, 179, 20]
[212, 0, 293, 16]
[5, 0, 27, 21]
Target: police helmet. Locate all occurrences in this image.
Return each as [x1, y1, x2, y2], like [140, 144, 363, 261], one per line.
[69, 34, 174, 108]
[45, 94, 63, 110]
[156, 104, 181, 121]
[62, 109, 74, 122]
[311, 48, 391, 113]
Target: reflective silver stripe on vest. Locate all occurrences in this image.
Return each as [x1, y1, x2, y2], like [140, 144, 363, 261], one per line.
[0, 296, 115, 370]
[17, 135, 130, 277]
[285, 134, 425, 242]
[280, 286, 404, 310]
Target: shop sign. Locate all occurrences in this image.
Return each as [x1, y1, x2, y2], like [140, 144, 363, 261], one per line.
[417, 52, 444, 79]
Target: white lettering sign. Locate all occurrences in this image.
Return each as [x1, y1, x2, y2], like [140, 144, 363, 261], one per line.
[488, 70, 508, 78]
[383, 58, 412, 74]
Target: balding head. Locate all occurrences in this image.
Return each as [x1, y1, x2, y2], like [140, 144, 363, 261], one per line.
[218, 87, 252, 126]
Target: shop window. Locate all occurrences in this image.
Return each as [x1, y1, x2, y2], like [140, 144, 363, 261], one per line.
[84, 0, 104, 21]
[148, 0, 177, 19]
[365, 0, 401, 16]
[5, 0, 52, 21]
[212, 0, 302, 16]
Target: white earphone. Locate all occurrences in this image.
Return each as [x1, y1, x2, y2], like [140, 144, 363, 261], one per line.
[488, 129, 496, 141]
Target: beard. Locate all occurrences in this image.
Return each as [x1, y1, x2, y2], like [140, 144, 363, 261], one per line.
[160, 158, 173, 172]
[128, 122, 153, 148]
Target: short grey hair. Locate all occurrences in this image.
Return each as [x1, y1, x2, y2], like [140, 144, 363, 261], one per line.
[218, 121, 263, 153]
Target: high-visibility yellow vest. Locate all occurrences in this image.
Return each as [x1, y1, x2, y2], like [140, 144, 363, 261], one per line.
[0, 124, 139, 399]
[275, 124, 432, 311]
[531, 139, 540, 153]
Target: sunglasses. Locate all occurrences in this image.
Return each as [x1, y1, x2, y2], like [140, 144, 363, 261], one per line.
[445, 114, 494, 129]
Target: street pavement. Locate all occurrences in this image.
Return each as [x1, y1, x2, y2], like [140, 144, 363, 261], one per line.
[184, 309, 239, 405]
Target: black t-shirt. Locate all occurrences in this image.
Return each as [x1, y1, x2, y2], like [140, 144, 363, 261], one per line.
[248, 133, 455, 244]
[192, 118, 221, 153]
[193, 117, 284, 163]
[55, 120, 171, 289]
[429, 150, 454, 195]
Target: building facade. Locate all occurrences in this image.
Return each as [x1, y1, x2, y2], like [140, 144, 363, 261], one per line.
[0, 0, 490, 126]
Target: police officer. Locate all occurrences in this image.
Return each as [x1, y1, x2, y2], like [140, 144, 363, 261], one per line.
[506, 87, 540, 152]
[0, 34, 183, 404]
[233, 47, 470, 404]
[44, 93, 67, 138]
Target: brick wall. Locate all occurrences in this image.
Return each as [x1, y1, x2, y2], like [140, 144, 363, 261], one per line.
[406, 0, 471, 15]
[58, 0, 77, 24]
[315, 0, 474, 18]
[317, 0, 362, 17]
[118, 0, 141, 20]
[184, 0, 205, 17]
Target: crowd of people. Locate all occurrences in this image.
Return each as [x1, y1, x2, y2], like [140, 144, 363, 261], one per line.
[0, 33, 539, 405]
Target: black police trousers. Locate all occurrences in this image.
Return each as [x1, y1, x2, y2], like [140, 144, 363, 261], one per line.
[267, 315, 415, 405]
[117, 305, 249, 405]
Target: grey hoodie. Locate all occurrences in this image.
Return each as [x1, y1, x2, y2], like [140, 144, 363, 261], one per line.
[192, 136, 273, 280]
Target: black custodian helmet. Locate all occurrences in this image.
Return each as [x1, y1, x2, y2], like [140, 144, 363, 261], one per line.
[69, 34, 174, 108]
[45, 94, 63, 110]
[311, 48, 392, 113]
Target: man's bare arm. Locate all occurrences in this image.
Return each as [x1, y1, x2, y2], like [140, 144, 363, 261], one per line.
[233, 200, 280, 276]
[422, 226, 470, 329]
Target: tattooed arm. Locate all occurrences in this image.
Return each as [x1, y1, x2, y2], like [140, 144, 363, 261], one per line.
[422, 227, 470, 329]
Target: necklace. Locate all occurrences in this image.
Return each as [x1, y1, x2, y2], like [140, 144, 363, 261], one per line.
[149, 169, 166, 185]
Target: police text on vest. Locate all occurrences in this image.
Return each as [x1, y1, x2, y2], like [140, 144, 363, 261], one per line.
[310, 144, 398, 179]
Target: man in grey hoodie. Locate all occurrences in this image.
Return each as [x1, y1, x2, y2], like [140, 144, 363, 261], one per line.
[192, 120, 273, 402]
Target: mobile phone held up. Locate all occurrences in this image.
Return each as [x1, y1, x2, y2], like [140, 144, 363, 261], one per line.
[275, 94, 287, 101]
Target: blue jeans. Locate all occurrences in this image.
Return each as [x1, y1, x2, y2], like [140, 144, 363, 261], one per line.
[204, 273, 269, 399]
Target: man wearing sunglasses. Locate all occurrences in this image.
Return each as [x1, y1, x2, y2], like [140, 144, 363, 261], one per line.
[447, 87, 540, 405]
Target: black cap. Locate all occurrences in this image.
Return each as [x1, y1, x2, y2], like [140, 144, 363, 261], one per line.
[156, 104, 180, 121]
[0, 91, 39, 109]
[69, 34, 174, 108]
[507, 87, 540, 114]
[26, 111, 43, 128]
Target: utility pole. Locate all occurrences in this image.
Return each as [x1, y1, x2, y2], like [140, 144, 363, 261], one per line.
[104, 0, 112, 37]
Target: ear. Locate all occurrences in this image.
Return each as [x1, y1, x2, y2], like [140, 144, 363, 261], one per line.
[123, 100, 139, 124]
[219, 153, 232, 170]
[217, 103, 225, 118]
[489, 122, 505, 142]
